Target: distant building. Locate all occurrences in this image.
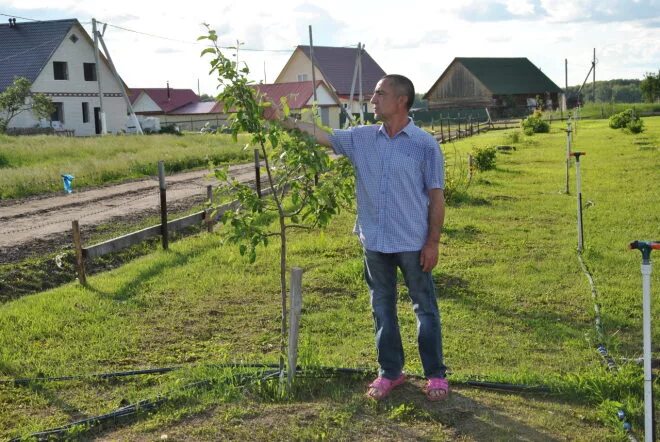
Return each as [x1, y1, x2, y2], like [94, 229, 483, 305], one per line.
[253, 80, 342, 129]
[424, 58, 563, 117]
[275, 45, 386, 116]
[128, 87, 226, 131]
[0, 18, 128, 135]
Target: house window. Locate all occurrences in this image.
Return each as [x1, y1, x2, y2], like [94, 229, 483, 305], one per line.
[51, 102, 64, 122]
[83, 63, 97, 81]
[53, 62, 68, 80]
[69, 34, 78, 43]
[82, 102, 89, 123]
[297, 74, 308, 82]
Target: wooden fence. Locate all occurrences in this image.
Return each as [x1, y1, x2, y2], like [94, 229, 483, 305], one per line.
[72, 154, 264, 285]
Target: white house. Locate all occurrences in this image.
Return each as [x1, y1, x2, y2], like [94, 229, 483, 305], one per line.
[0, 18, 127, 136]
[275, 45, 386, 118]
[129, 87, 228, 131]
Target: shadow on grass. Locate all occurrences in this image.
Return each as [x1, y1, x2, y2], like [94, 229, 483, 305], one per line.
[433, 273, 591, 347]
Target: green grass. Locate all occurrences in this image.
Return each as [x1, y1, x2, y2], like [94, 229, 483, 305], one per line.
[543, 102, 660, 120]
[0, 132, 252, 199]
[0, 118, 659, 440]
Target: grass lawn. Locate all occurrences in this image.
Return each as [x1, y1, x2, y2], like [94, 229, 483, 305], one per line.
[0, 132, 252, 199]
[0, 117, 658, 440]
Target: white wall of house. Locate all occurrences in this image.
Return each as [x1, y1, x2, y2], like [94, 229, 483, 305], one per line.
[132, 93, 161, 113]
[9, 23, 128, 136]
[159, 114, 228, 132]
[275, 50, 324, 85]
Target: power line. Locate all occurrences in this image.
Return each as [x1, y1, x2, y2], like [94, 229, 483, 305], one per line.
[0, 12, 40, 22]
[96, 20, 295, 53]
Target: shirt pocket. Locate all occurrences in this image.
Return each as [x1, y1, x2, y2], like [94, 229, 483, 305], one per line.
[391, 149, 423, 183]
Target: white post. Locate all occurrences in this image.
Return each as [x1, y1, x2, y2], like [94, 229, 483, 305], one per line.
[287, 267, 304, 387]
[642, 261, 653, 442]
[565, 123, 572, 194]
[92, 19, 106, 135]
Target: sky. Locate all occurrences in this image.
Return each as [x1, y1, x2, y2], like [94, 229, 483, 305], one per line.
[1, 0, 659, 97]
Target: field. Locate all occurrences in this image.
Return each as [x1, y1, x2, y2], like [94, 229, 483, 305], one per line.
[0, 133, 252, 199]
[0, 117, 658, 440]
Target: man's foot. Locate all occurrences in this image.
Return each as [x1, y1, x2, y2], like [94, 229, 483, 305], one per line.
[424, 377, 449, 401]
[366, 373, 406, 400]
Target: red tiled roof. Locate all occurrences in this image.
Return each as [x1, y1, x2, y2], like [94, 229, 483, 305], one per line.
[253, 81, 319, 109]
[296, 46, 386, 96]
[128, 88, 199, 113]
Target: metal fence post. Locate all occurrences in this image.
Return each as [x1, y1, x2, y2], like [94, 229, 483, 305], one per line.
[158, 160, 168, 250]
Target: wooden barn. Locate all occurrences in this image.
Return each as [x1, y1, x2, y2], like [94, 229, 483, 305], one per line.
[424, 58, 563, 117]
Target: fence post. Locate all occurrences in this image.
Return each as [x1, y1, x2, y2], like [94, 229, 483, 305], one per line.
[158, 160, 169, 250]
[447, 118, 451, 141]
[439, 118, 444, 142]
[206, 185, 214, 233]
[72, 220, 87, 285]
[287, 267, 304, 388]
[254, 149, 262, 198]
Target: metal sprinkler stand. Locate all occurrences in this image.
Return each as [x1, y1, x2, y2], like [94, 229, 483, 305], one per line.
[571, 152, 586, 252]
[629, 240, 660, 442]
[565, 122, 572, 194]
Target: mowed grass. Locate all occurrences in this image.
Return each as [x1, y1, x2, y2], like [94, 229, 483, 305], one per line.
[0, 132, 252, 199]
[0, 117, 658, 440]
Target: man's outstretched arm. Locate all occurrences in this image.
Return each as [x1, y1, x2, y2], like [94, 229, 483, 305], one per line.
[281, 118, 332, 148]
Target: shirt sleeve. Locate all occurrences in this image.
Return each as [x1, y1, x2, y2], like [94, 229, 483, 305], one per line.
[424, 139, 445, 190]
[329, 128, 356, 162]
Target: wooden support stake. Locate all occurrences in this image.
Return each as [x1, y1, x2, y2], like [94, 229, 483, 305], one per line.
[72, 220, 86, 285]
[254, 149, 262, 198]
[287, 267, 304, 387]
[158, 160, 168, 250]
[206, 185, 214, 232]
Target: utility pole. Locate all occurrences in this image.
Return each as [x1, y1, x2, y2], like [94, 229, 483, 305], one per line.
[308, 25, 317, 103]
[563, 58, 567, 119]
[97, 29, 143, 134]
[92, 18, 107, 134]
[358, 44, 364, 124]
[344, 43, 361, 128]
[592, 48, 596, 103]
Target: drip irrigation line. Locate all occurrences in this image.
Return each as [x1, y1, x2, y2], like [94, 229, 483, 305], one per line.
[0, 362, 281, 386]
[10, 370, 280, 442]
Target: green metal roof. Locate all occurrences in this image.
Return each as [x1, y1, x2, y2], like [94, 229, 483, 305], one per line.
[457, 57, 562, 94]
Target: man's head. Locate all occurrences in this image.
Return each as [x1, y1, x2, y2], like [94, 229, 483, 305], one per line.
[370, 74, 415, 122]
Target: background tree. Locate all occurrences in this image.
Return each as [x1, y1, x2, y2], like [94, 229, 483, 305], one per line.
[200, 27, 354, 378]
[0, 77, 54, 133]
[640, 71, 660, 103]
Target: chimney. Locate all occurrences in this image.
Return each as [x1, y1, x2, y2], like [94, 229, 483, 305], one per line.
[166, 81, 170, 100]
[8, 18, 17, 28]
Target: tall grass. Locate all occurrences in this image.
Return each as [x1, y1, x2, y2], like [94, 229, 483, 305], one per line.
[0, 133, 252, 199]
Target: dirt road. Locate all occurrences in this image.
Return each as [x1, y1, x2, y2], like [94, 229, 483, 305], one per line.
[0, 163, 259, 259]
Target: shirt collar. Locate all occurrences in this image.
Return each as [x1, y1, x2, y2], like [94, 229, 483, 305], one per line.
[378, 117, 415, 139]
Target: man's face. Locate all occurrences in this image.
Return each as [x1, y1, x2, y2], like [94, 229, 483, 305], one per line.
[370, 79, 403, 121]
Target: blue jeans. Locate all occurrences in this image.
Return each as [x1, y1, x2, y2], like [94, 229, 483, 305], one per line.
[364, 249, 446, 380]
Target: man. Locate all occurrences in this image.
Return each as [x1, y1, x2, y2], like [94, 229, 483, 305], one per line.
[284, 74, 448, 401]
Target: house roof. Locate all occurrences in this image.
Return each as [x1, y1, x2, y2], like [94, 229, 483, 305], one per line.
[293, 46, 386, 96]
[253, 81, 334, 108]
[168, 101, 223, 115]
[0, 18, 78, 91]
[424, 57, 562, 99]
[128, 88, 200, 113]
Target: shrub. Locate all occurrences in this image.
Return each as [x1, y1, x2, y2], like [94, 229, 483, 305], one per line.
[521, 110, 550, 135]
[471, 145, 497, 171]
[443, 145, 472, 205]
[609, 108, 645, 133]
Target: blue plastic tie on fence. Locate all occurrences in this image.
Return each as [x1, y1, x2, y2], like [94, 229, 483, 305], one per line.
[61, 174, 74, 194]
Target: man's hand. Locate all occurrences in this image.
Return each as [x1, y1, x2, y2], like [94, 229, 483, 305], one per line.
[420, 241, 439, 272]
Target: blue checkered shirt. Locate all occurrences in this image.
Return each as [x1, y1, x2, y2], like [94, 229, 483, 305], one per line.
[329, 118, 444, 253]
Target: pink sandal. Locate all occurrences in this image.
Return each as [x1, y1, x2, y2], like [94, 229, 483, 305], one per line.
[366, 373, 406, 400]
[424, 377, 450, 401]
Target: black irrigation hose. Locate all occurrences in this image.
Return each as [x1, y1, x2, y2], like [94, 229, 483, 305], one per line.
[10, 370, 280, 442]
[0, 363, 281, 386]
